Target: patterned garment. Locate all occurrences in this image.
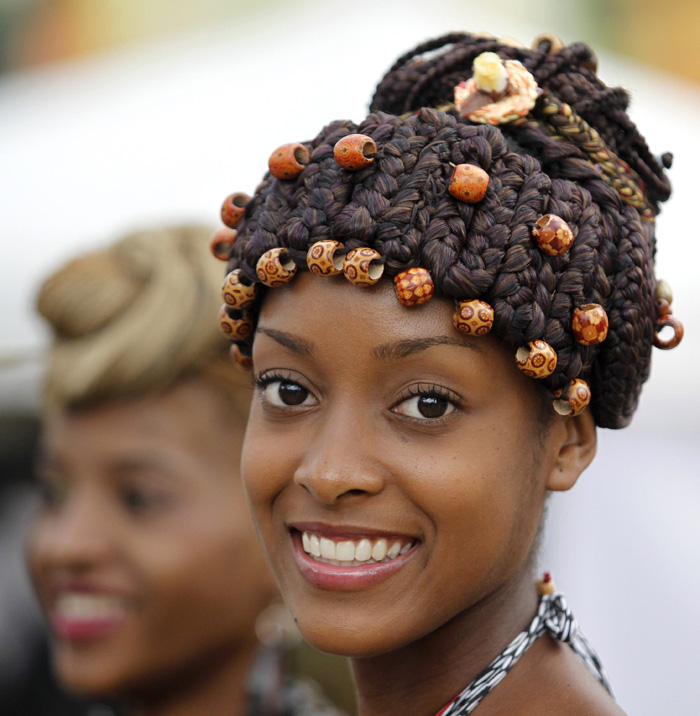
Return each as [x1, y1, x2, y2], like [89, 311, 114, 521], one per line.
[437, 592, 613, 715]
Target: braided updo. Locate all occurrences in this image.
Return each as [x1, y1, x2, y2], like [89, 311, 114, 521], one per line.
[223, 32, 680, 429]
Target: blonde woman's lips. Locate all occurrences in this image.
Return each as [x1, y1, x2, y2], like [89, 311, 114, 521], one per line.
[289, 524, 418, 591]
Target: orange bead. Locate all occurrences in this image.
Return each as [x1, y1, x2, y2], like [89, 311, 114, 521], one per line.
[210, 228, 237, 261]
[342, 248, 384, 286]
[306, 240, 345, 277]
[515, 340, 557, 378]
[394, 267, 435, 306]
[653, 314, 684, 350]
[532, 214, 574, 256]
[221, 193, 250, 229]
[268, 142, 310, 180]
[452, 300, 494, 336]
[553, 378, 591, 416]
[333, 134, 377, 171]
[448, 164, 490, 203]
[572, 303, 608, 345]
[218, 305, 254, 340]
[230, 343, 254, 370]
[222, 269, 257, 310]
[256, 248, 297, 287]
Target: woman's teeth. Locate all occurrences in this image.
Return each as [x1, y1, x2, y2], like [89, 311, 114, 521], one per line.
[301, 532, 412, 565]
[54, 593, 125, 620]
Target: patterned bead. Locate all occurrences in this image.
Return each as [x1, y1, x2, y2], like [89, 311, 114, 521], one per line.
[515, 340, 558, 378]
[452, 300, 494, 336]
[394, 268, 435, 306]
[210, 228, 237, 261]
[221, 193, 250, 229]
[342, 248, 384, 286]
[230, 343, 253, 370]
[572, 303, 608, 345]
[553, 379, 592, 417]
[333, 134, 377, 171]
[306, 240, 345, 277]
[218, 305, 254, 340]
[256, 248, 298, 287]
[532, 214, 574, 256]
[222, 269, 257, 310]
[448, 164, 490, 203]
[268, 142, 309, 180]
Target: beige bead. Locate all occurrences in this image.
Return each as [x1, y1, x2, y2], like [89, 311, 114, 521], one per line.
[655, 279, 673, 305]
[452, 300, 494, 336]
[515, 340, 558, 378]
[553, 378, 591, 417]
[222, 269, 257, 310]
[306, 240, 345, 277]
[342, 248, 384, 286]
[256, 248, 298, 287]
[218, 305, 254, 341]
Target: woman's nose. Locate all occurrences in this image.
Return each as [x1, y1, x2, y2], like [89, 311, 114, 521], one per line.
[293, 407, 387, 504]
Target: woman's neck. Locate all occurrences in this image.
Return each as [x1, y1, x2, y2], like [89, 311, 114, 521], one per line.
[351, 570, 538, 716]
[125, 640, 259, 716]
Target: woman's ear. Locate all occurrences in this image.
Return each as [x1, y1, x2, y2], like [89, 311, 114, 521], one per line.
[546, 409, 597, 492]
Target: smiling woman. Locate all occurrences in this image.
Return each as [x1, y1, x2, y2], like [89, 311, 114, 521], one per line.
[211, 31, 684, 716]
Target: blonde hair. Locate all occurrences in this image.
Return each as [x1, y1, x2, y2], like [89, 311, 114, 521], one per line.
[37, 225, 249, 414]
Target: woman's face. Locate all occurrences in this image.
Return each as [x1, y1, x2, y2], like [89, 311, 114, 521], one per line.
[27, 378, 275, 696]
[242, 273, 591, 657]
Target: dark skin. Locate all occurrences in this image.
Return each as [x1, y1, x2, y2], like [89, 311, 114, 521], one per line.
[242, 273, 624, 716]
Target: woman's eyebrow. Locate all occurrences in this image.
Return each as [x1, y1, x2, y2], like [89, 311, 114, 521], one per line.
[373, 335, 481, 361]
[255, 326, 314, 355]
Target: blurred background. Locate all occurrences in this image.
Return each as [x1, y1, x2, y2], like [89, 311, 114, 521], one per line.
[0, 0, 698, 714]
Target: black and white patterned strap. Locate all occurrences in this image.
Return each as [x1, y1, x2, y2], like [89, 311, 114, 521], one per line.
[439, 592, 613, 716]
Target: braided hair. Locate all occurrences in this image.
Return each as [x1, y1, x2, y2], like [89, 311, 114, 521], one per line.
[222, 32, 680, 429]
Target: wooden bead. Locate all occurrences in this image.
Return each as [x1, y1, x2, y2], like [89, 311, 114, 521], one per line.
[306, 240, 345, 277]
[221, 193, 250, 229]
[515, 340, 557, 378]
[532, 214, 574, 256]
[572, 303, 608, 345]
[334, 134, 377, 171]
[210, 228, 237, 261]
[448, 164, 490, 203]
[256, 248, 298, 287]
[532, 32, 565, 54]
[536, 572, 556, 596]
[653, 314, 684, 350]
[342, 248, 384, 286]
[553, 378, 591, 417]
[230, 343, 253, 370]
[452, 300, 494, 336]
[222, 269, 257, 310]
[218, 305, 254, 340]
[268, 142, 309, 180]
[394, 268, 435, 306]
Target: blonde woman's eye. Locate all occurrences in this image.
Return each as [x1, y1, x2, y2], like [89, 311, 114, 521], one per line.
[394, 393, 456, 420]
[262, 380, 316, 407]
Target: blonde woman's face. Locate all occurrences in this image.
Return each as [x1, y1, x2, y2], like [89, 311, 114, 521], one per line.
[27, 379, 274, 697]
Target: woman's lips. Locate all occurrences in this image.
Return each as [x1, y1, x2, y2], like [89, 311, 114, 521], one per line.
[50, 592, 128, 642]
[289, 526, 418, 591]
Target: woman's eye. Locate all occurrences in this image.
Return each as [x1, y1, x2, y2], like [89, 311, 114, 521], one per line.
[394, 393, 456, 420]
[122, 487, 164, 513]
[261, 380, 316, 407]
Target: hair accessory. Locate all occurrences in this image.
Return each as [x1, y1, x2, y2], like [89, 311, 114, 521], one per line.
[342, 247, 384, 286]
[448, 164, 490, 203]
[256, 248, 298, 287]
[653, 287, 684, 350]
[553, 378, 592, 416]
[306, 240, 346, 276]
[532, 33, 564, 55]
[221, 193, 251, 229]
[532, 214, 574, 256]
[454, 52, 539, 125]
[268, 142, 309, 180]
[536, 571, 556, 596]
[394, 267, 435, 306]
[218, 305, 254, 340]
[210, 228, 237, 261]
[572, 304, 609, 345]
[333, 134, 377, 171]
[452, 300, 494, 336]
[515, 340, 558, 378]
[222, 269, 257, 310]
[230, 343, 253, 370]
